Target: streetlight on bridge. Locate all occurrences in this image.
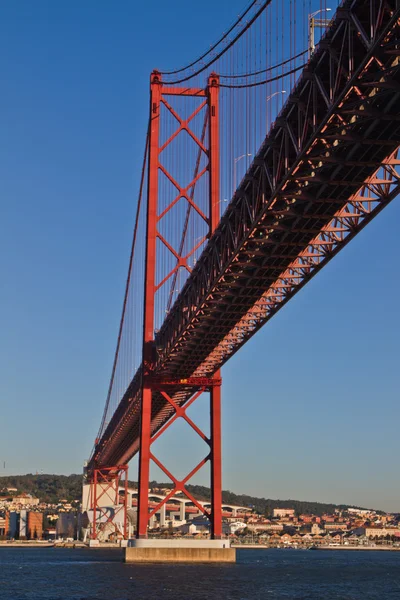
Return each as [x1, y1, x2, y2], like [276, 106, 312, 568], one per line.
[233, 153, 252, 190]
[309, 8, 332, 57]
[234, 94, 286, 193]
[266, 90, 287, 131]
[266, 90, 287, 102]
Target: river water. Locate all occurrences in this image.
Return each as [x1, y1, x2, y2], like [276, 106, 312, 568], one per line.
[0, 547, 399, 599]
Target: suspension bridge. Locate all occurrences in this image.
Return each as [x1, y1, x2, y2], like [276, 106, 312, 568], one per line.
[83, 0, 400, 555]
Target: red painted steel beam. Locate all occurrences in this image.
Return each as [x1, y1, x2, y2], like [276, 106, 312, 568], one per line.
[144, 376, 222, 388]
[208, 72, 222, 539]
[136, 71, 162, 538]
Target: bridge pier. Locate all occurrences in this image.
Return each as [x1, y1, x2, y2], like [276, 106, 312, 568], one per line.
[125, 539, 235, 563]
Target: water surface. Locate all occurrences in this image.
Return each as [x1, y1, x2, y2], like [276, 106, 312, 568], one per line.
[0, 547, 399, 599]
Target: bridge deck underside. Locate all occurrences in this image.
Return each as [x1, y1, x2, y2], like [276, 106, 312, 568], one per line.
[91, 0, 400, 470]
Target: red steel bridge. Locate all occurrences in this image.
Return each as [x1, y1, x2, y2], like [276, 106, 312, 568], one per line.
[86, 0, 400, 540]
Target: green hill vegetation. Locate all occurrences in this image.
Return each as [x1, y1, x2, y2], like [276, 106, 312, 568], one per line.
[0, 474, 82, 504]
[0, 474, 371, 516]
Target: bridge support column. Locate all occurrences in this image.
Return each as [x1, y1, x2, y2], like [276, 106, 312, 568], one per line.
[179, 501, 185, 522]
[137, 69, 162, 539]
[208, 72, 222, 540]
[159, 503, 166, 528]
[137, 387, 153, 538]
[210, 371, 222, 539]
[89, 465, 129, 541]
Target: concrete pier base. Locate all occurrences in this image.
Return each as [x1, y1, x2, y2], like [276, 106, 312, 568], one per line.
[125, 539, 236, 563]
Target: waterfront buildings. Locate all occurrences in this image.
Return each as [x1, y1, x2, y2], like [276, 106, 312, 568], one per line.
[27, 512, 43, 539]
[1, 482, 399, 545]
[1, 511, 43, 539]
[363, 526, 400, 538]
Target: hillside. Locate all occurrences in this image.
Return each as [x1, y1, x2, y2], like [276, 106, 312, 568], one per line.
[0, 474, 82, 504]
[0, 474, 371, 515]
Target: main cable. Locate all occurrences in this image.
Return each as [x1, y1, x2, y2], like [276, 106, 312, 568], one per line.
[163, 0, 272, 85]
[219, 47, 308, 79]
[96, 119, 150, 444]
[219, 62, 305, 88]
[160, 0, 258, 76]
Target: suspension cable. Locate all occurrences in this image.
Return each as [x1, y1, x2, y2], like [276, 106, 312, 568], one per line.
[160, 0, 258, 75]
[96, 119, 150, 442]
[219, 62, 306, 88]
[162, 0, 272, 85]
[220, 48, 308, 79]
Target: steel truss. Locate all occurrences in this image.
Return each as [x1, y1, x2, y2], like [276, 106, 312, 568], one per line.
[90, 465, 128, 541]
[137, 380, 222, 537]
[89, 0, 400, 477]
[156, 0, 400, 375]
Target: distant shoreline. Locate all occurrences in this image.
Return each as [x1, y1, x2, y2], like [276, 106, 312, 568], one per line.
[2, 542, 400, 552]
[0, 542, 55, 548]
[232, 544, 400, 552]
[0, 542, 86, 548]
[313, 545, 400, 551]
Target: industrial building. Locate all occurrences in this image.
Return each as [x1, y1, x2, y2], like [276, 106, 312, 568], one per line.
[3, 511, 43, 540]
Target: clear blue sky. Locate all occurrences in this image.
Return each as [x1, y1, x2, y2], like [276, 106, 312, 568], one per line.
[1, 1, 399, 512]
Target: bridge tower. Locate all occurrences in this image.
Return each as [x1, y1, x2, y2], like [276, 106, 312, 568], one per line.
[136, 70, 223, 539]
